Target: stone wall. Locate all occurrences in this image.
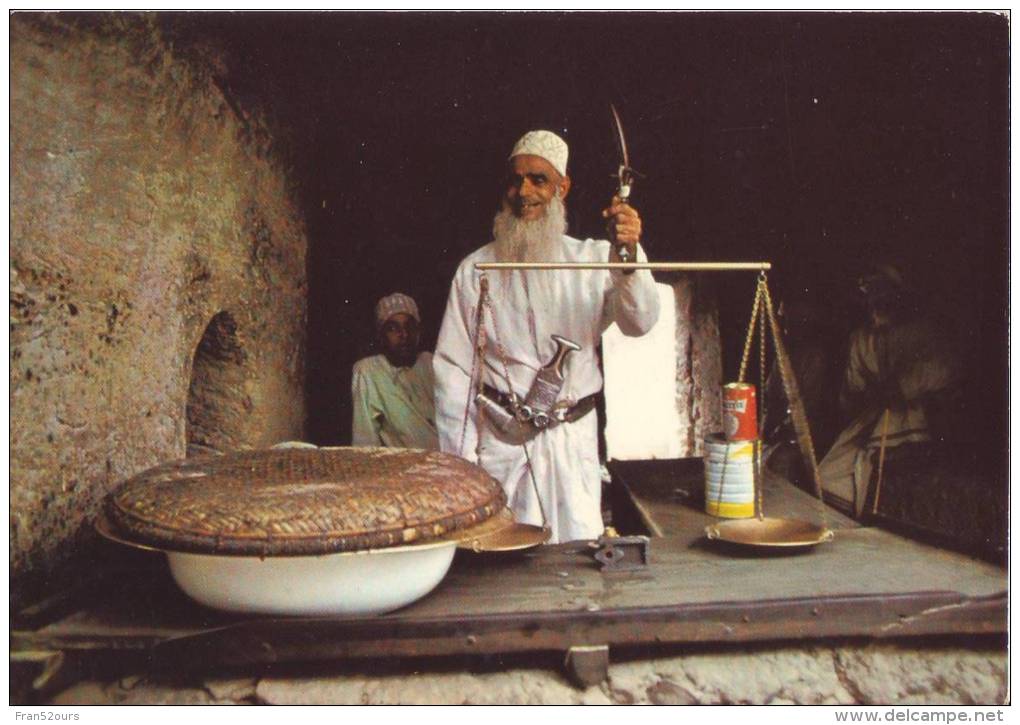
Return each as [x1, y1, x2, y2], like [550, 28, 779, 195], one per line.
[673, 276, 724, 455]
[9, 14, 307, 602]
[49, 639, 1007, 705]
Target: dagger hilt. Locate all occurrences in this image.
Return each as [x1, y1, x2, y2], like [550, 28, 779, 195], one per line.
[615, 165, 636, 263]
[515, 335, 582, 427]
[617, 164, 634, 204]
[548, 334, 582, 380]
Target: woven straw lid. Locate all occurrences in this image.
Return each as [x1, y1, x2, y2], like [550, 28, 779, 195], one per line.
[105, 447, 506, 556]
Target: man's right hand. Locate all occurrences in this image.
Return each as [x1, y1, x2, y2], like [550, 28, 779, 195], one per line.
[603, 195, 642, 267]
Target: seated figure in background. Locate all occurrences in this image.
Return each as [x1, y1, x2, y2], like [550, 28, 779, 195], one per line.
[818, 264, 960, 517]
[351, 293, 438, 449]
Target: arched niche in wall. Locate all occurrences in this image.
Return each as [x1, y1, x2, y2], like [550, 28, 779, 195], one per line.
[186, 311, 248, 457]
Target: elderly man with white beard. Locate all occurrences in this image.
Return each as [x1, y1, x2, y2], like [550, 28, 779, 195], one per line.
[434, 130, 660, 543]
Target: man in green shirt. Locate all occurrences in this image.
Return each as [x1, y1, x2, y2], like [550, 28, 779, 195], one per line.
[351, 293, 439, 449]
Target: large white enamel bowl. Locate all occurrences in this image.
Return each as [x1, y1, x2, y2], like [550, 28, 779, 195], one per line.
[102, 446, 508, 618]
[166, 539, 456, 617]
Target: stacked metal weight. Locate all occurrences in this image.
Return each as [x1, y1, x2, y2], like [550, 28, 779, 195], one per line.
[103, 447, 506, 615]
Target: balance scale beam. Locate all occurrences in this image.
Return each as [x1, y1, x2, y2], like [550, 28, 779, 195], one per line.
[474, 262, 771, 271]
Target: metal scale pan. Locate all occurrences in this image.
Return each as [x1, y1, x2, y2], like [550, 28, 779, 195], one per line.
[705, 517, 833, 549]
[453, 507, 551, 552]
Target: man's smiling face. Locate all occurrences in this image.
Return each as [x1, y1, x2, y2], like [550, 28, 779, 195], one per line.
[503, 154, 570, 221]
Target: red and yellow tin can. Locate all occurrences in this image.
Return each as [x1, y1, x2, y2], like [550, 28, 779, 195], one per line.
[722, 382, 758, 441]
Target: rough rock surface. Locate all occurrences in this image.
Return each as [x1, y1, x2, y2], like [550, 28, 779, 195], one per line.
[831, 644, 1008, 705]
[10, 14, 307, 603]
[673, 276, 723, 455]
[49, 641, 1006, 705]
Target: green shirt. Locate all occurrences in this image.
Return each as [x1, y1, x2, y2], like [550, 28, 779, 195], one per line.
[351, 352, 438, 449]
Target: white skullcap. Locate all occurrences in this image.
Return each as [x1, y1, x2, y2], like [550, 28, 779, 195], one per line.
[509, 130, 569, 177]
[375, 292, 420, 327]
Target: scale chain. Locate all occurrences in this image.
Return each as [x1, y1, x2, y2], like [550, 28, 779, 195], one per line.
[473, 272, 549, 530]
[715, 275, 767, 520]
[760, 279, 830, 532]
[457, 279, 489, 459]
[757, 279, 767, 521]
[738, 280, 764, 384]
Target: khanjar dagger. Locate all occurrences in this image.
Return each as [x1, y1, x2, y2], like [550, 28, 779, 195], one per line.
[610, 103, 642, 264]
[474, 334, 581, 444]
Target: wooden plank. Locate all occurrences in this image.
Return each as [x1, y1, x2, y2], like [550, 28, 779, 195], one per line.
[128, 590, 1004, 673]
[10, 650, 66, 704]
[18, 589, 1004, 669]
[564, 645, 610, 687]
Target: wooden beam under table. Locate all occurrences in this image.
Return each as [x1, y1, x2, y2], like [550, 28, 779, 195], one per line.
[131, 589, 1005, 673]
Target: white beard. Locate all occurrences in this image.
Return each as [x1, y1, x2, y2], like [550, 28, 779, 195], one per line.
[491, 196, 567, 312]
[492, 195, 567, 264]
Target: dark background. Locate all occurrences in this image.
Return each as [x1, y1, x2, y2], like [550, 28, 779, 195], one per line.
[163, 11, 1009, 452]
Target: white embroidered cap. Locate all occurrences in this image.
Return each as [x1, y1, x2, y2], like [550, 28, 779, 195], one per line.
[375, 292, 420, 327]
[509, 130, 569, 177]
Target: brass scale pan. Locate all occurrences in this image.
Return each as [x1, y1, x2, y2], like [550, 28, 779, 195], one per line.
[705, 518, 833, 548]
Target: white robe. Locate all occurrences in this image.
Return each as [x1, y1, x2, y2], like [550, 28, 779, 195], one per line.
[351, 352, 439, 449]
[434, 234, 660, 543]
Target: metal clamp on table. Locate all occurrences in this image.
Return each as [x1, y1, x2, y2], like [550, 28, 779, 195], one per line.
[592, 528, 650, 572]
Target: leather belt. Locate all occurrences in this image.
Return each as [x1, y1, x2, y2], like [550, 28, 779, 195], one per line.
[481, 384, 599, 424]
